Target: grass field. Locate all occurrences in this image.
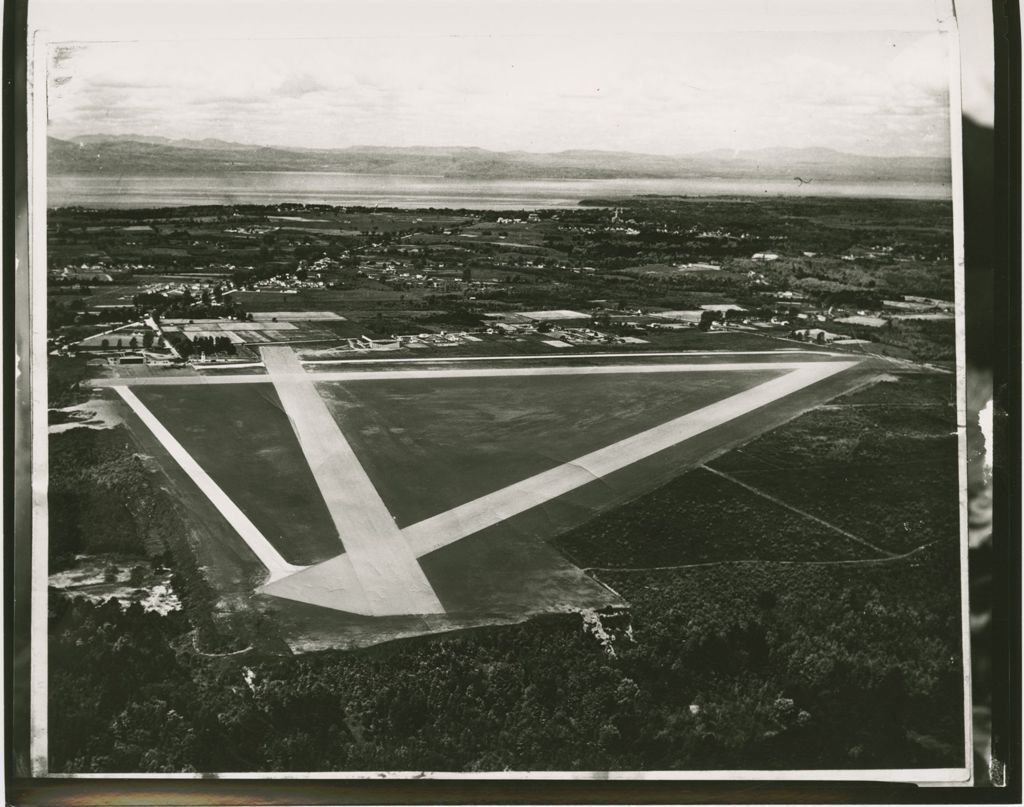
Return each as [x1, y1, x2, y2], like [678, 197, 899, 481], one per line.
[317, 369, 785, 527]
[133, 383, 340, 565]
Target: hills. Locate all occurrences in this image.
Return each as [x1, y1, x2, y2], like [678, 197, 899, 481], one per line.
[48, 135, 949, 184]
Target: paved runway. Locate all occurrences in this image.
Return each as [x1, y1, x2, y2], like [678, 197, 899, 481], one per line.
[257, 346, 445, 616]
[401, 360, 856, 556]
[110, 347, 863, 615]
[91, 359, 850, 387]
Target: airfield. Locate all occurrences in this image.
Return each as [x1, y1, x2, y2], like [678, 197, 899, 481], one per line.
[92, 346, 875, 650]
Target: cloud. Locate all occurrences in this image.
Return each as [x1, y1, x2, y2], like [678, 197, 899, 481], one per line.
[46, 30, 952, 157]
[275, 72, 328, 97]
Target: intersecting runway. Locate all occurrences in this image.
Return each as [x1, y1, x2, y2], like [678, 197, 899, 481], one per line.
[258, 346, 445, 616]
[110, 348, 861, 615]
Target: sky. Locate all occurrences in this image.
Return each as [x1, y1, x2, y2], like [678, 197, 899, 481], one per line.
[45, 11, 953, 158]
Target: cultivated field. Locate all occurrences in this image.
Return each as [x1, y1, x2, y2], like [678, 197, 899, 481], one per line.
[557, 371, 957, 568]
[706, 372, 959, 554]
[553, 466, 876, 568]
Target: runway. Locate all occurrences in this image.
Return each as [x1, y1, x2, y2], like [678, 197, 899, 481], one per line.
[110, 347, 862, 615]
[401, 360, 855, 556]
[257, 346, 445, 616]
[91, 359, 851, 387]
[112, 386, 305, 583]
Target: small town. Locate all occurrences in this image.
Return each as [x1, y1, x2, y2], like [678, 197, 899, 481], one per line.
[47, 199, 954, 372]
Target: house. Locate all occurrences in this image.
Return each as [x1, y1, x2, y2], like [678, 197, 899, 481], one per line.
[751, 252, 780, 262]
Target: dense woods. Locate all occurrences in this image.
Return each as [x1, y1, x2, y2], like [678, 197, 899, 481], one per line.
[49, 540, 963, 772]
[48, 428, 176, 568]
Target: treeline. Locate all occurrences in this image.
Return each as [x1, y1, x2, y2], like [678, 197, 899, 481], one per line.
[48, 426, 242, 653]
[181, 335, 237, 357]
[48, 428, 170, 567]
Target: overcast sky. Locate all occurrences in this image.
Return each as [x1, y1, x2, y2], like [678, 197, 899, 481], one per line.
[47, 27, 952, 157]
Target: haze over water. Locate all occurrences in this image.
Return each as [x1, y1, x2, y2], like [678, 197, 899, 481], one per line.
[48, 172, 951, 210]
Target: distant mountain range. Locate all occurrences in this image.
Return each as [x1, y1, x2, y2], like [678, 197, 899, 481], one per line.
[48, 135, 950, 184]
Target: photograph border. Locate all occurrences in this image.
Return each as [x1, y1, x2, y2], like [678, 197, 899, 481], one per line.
[10, 0, 1001, 797]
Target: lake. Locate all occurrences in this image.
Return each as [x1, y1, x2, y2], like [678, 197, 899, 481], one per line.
[48, 172, 951, 210]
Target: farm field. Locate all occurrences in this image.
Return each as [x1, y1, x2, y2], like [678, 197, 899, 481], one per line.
[552, 466, 876, 569]
[556, 371, 956, 569]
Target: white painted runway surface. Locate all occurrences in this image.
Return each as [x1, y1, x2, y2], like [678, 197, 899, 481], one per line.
[93, 360, 847, 387]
